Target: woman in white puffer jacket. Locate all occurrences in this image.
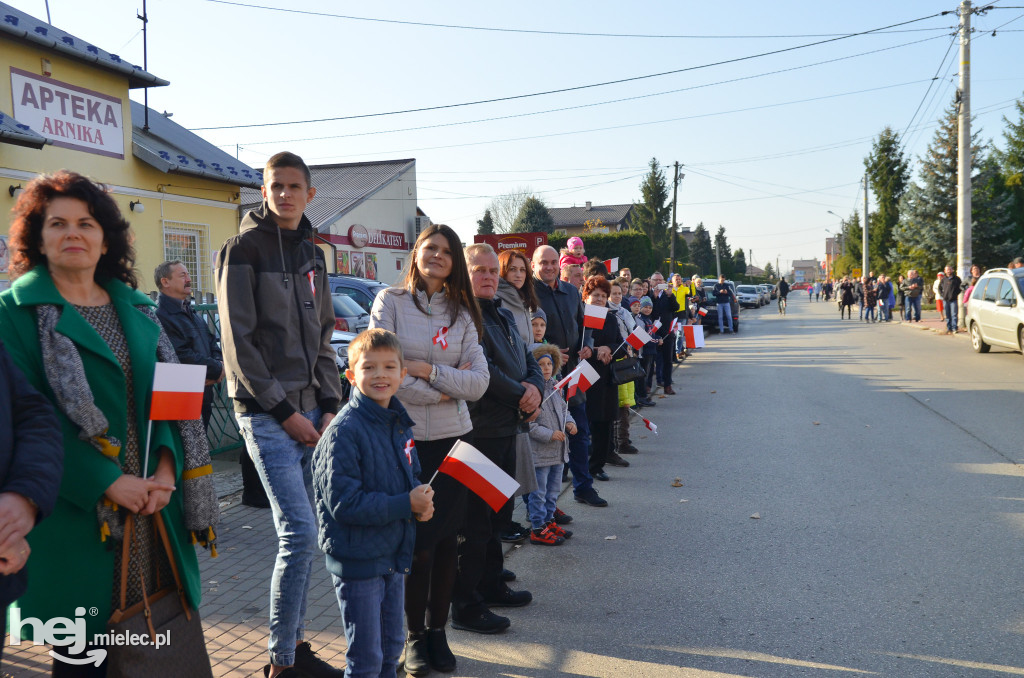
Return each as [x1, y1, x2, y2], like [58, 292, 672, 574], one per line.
[369, 224, 488, 674]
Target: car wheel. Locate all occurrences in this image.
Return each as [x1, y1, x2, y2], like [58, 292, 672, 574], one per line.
[1019, 325, 1024, 357]
[970, 322, 990, 353]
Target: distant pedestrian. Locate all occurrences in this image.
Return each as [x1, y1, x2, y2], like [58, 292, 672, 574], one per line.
[938, 265, 962, 334]
[933, 272, 945, 320]
[839, 277, 855, 319]
[902, 270, 924, 322]
[713, 275, 735, 334]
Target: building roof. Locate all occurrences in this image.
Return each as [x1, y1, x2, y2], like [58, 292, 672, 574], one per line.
[131, 101, 261, 189]
[0, 2, 169, 89]
[241, 159, 416, 230]
[0, 109, 45, 148]
[792, 259, 819, 268]
[547, 204, 633, 229]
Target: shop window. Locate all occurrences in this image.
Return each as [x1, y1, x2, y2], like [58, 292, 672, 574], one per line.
[162, 222, 211, 298]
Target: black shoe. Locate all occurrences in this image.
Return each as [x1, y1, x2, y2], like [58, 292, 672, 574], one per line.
[562, 468, 570, 482]
[451, 607, 511, 634]
[263, 666, 312, 678]
[402, 632, 430, 677]
[593, 471, 610, 481]
[499, 522, 529, 544]
[553, 508, 573, 525]
[500, 568, 516, 582]
[574, 491, 608, 507]
[620, 444, 639, 455]
[426, 628, 457, 673]
[293, 641, 344, 678]
[607, 453, 629, 467]
[481, 584, 533, 608]
[639, 398, 656, 407]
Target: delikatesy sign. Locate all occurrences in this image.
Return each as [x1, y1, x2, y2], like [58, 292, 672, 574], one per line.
[10, 68, 124, 159]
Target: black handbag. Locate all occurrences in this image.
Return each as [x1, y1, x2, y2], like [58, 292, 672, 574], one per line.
[610, 356, 645, 385]
[106, 512, 214, 678]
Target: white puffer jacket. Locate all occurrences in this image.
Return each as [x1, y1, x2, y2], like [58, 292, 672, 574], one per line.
[370, 287, 489, 441]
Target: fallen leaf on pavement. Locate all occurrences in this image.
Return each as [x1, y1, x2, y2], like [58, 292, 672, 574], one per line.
[604, 535, 617, 540]
[751, 513, 761, 519]
[671, 478, 683, 487]
[710, 390, 716, 393]
[679, 499, 689, 503]
[813, 421, 820, 425]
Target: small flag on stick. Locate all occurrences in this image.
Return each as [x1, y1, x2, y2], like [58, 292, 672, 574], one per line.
[624, 325, 653, 350]
[150, 363, 206, 421]
[434, 440, 519, 512]
[603, 257, 619, 273]
[682, 324, 705, 349]
[669, 318, 682, 334]
[697, 307, 708, 317]
[583, 303, 608, 329]
[653, 318, 663, 330]
[628, 408, 658, 435]
[553, 360, 601, 399]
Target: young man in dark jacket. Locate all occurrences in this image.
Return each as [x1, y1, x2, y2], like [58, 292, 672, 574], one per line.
[0, 339, 62, 661]
[938, 265, 963, 334]
[453, 244, 543, 635]
[216, 152, 345, 678]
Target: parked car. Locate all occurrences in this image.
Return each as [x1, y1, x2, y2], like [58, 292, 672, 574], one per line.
[736, 285, 761, 309]
[327, 274, 389, 314]
[702, 282, 740, 333]
[765, 284, 778, 300]
[331, 293, 371, 333]
[331, 329, 357, 400]
[966, 267, 1024, 355]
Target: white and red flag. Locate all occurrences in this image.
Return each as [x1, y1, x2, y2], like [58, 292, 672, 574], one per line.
[642, 416, 658, 435]
[403, 439, 415, 466]
[682, 324, 705, 349]
[697, 307, 708, 317]
[624, 325, 653, 350]
[433, 326, 449, 350]
[436, 440, 519, 512]
[603, 257, 619, 273]
[653, 318, 663, 331]
[669, 317, 682, 334]
[552, 360, 601, 399]
[150, 363, 206, 421]
[582, 303, 608, 330]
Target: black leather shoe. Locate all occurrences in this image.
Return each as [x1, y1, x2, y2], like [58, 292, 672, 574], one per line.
[593, 471, 610, 481]
[402, 632, 430, 677]
[607, 453, 629, 467]
[426, 628, 457, 673]
[574, 491, 608, 507]
[500, 568, 516, 582]
[451, 607, 510, 634]
[640, 398, 656, 407]
[293, 642, 344, 678]
[499, 522, 529, 544]
[620, 444, 639, 455]
[263, 666, 312, 678]
[481, 584, 532, 608]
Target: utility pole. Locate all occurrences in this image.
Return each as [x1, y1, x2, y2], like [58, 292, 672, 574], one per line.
[714, 245, 721, 279]
[862, 172, 869, 278]
[957, 0, 973, 280]
[138, 0, 149, 131]
[670, 162, 680, 276]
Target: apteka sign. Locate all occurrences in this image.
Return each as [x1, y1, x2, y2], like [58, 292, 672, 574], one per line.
[10, 68, 124, 159]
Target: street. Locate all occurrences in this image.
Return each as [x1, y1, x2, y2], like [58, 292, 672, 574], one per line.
[6, 299, 1024, 677]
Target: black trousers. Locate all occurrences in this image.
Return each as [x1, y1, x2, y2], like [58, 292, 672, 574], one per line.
[589, 419, 613, 474]
[659, 337, 675, 387]
[453, 435, 516, 612]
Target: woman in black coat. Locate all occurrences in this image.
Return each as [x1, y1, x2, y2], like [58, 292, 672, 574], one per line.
[580, 277, 625, 481]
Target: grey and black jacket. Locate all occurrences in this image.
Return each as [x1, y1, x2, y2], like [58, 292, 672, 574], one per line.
[216, 204, 343, 422]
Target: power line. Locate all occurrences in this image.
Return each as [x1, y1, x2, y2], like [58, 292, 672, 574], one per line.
[190, 11, 950, 131]
[235, 34, 949, 146]
[201, 0, 950, 40]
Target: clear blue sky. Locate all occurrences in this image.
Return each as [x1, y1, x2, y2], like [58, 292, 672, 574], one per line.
[9, 0, 1024, 273]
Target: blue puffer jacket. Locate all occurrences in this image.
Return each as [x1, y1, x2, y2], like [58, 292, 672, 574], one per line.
[312, 388, 420, 580]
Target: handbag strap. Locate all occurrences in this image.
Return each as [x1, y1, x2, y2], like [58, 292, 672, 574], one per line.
[154, 512, 192, 620]
[118, 514, 136, 611]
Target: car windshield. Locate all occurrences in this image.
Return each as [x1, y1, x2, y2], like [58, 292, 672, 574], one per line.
[738, 286, 757, 293]
[332, 294, 366, 317]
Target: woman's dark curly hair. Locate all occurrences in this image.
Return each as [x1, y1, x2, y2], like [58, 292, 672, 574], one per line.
[8, 170, 138, 288]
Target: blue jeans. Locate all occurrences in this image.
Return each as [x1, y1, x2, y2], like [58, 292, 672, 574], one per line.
[944, 299, 959, 331]
[567, 401, 593, 496]
[906, 296, 921, 321]
[717, 303, 733, 332]
[865, 305, 876, 321]
[858, 302, 865, 320]
[526, 464, 563, 530]
[237, 409, 322, 667]
[332, 573, 405, 678]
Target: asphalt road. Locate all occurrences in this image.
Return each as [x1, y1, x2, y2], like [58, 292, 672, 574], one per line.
[447, 297, 1024, 677]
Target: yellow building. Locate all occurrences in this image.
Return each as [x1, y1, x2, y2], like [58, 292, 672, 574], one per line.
[0, 2, 260, 295]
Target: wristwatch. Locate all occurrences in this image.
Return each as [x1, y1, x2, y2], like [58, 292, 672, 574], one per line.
[428, 365, 439, 384]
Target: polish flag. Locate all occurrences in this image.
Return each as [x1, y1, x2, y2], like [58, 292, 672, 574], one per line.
[437, 440, 519, 512]
[583, 304, 608, 329]
[653, 319, 663, 330]
[642, 416, 658, 435]
[624, 325, 653, 350]
[603, 257, 619, 273]
[150, 363, 206, 420]
[697, 307, 708, 317]
[566, 360, 600, 399]
[669, 318, 682, 333]
[682, 325, 705, 349]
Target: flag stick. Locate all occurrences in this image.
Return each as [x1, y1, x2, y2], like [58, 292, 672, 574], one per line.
[142, 419, 154, 478]
[427, 443, 457, 487]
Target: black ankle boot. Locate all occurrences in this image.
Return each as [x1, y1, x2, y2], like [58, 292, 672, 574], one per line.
[404, 631, 430, 676]
[427, 627, 457, 672]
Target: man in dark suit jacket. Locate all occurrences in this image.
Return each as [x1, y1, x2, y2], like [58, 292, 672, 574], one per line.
[648, 271, 680, 395]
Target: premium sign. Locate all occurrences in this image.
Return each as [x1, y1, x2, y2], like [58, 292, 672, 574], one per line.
[10, 68, 124, 158]
[473, 233, 549, 259]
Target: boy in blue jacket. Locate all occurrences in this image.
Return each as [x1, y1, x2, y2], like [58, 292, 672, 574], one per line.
[313, 329, 434, 678]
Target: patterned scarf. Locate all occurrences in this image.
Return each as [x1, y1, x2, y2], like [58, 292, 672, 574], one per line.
[36, 303, 219, 554]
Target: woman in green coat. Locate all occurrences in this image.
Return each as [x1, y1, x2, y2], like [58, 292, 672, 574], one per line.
[0, 171, 216, 675]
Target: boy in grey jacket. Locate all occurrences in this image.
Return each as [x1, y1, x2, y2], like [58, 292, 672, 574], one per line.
[527, 344, 576, 546]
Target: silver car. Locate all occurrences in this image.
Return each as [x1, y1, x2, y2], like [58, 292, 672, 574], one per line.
[736, 285, 761, 309]
[966, 268, 1024, 354]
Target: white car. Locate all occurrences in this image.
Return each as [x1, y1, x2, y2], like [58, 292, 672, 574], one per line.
[736, 285, 761, 309]
[966, 268, 1024, 354]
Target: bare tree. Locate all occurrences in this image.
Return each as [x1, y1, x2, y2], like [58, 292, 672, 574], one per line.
[487, 186, 533, 234]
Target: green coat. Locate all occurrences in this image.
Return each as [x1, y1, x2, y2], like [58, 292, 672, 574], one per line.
[0, 267, 201, 637]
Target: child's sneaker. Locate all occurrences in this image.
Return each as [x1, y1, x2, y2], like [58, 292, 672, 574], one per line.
[547, 521, 573, 540]
[553, 508, 573, 525]
[530, 525, 564, 546]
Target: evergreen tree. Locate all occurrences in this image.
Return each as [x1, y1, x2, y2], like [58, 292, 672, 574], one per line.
[714, 226, 733, 277]
[764, 261, 776, 280]
[998, 92, 1024, 246]
[512, 197, 555, 234]
[674, 231, 690, 266]
[631, 158, 672, 250]
[833, 211, 863, 276]
[972, 155, 1020, 269]
[892, 101, 983, 275]
[864, 126, 911, 266]
[689, 223, 714, 275]
[476, 208, 495, 235]
[732, 249, 747, 278]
